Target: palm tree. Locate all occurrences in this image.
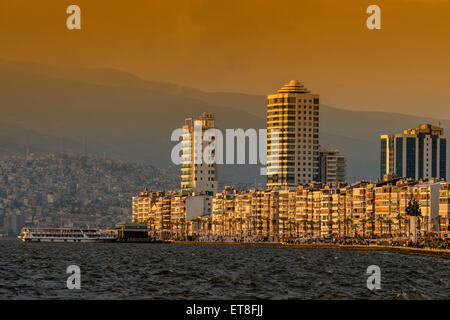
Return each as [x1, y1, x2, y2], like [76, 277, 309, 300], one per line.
[385, 218, 394, 237]
[227, 217, 233, 238]
[207, 217, 213, 236]
[301, 218, 308, 237]
[336, 218, 342, 237]
[288, 220, 294, 240]
[345, 217, 353, 238]
[239, 217, 244, 240]
[376, 216, 384, 238]
[395, 214, 403, 238]
[435, 215, 443, 239]
[318, 216, 323, 239]
[353, 223, 358, 238]
[368, 214, 376, 238]
[279, 217, 288, 241]
[179, 217, 186, 240]
[308, 220, 315, 238]
[295, 221, 300, 238]
[263, 216, 270, 238]
[173, 220, 179, 240]
[360, 218, 367, 239]
[252, 218, 258, 237]
[221, 216, 226, 237]
[327, 218, 334, 237]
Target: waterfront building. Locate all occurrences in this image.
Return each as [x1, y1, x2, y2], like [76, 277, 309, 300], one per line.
[181, 112, 218, 196]
[132, 189, 212, 239]
[131, 189, 156, 225]
[131, 179, 450, 241]
[170, 193, 188, 239]
[380, 124, 449, 181]
[115, 223, 150, 240]
[318, 147, 347, 185]
[267, 80, 320, 187]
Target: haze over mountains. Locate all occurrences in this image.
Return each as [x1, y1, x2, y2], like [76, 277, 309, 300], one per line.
[1, 59, 448, 183]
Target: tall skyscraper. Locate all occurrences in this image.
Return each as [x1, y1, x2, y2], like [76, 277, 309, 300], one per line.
[318, 147, 347, 185]
[267, 80, 320, 187]
[380, 124, 449, 181]
[181, 112, 218, 196]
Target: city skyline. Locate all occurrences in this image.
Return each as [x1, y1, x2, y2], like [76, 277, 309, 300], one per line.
[132, 178, 450, 241]
[1, 0, 450, 304]
[129, 81, 450, 244]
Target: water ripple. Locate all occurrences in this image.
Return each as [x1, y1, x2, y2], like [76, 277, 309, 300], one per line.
[0, 240, 448, 299]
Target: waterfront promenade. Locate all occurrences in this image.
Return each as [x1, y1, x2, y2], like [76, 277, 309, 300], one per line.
[170, 240, 450, 259]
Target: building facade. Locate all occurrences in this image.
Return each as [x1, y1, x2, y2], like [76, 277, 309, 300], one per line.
[181, 112, 218, 196]
[131, 179, 450, 241]
[132, 189, 212, 239]
[318, 147, 347, 185]
[209, 179, 450, 241]
[267, 80, 320, 187]
[380, 124, 449, 181]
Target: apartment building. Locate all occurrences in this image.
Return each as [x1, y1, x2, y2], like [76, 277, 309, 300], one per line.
[181, 112, 218, 196]
[318, 147, 347, 185]
[131, 179, 450, 241]
[209, 179, 450, 240]
[131, 189, 211, 239]
[267, 80, 320, 187]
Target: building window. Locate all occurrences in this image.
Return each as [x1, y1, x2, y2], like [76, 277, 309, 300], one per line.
[380, 138, 387, 178]
[440, 139, 447, 179]
[395, 137, 403, 178]
[432, 137, 438, 177]
[406, 137, 416, 179]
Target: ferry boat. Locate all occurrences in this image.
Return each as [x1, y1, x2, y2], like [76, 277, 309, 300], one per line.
[18, 227, 117, 243]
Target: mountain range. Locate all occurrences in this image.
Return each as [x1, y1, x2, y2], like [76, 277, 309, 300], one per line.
[1, 58, 448, 183]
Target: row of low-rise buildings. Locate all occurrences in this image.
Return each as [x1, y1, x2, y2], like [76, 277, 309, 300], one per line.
[132, 177, 450, 241]
[132, 189, 214, 239]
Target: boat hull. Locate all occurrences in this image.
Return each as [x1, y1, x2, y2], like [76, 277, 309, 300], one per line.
[18, 227, 117, 243]
[22, 238, 116, 243]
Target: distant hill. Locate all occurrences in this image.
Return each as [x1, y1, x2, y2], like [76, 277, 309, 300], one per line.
[1, 59, 448, 183]
[0, 121, 120, 158]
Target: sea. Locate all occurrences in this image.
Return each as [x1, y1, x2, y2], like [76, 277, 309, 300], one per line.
[0, 239, 448, 299]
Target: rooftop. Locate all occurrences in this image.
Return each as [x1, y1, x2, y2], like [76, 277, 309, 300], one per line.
[277, 80, 311, 94]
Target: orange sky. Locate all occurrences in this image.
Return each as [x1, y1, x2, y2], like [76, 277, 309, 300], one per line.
[1, 0, 450, 118]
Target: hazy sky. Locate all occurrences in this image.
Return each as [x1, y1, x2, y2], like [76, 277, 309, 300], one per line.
[1, 0, 450, 119]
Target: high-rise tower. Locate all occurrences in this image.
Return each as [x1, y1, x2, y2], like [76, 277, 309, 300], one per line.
[267, 80, 320, 187]
[318, 147, 347, 185]
[380, 124, 448, 181]
[181, 112, 218, 196]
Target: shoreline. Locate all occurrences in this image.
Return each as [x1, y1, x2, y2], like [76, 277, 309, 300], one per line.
[171, 241, 450, 259]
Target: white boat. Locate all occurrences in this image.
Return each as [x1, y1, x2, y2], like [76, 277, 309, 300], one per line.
[18, 227, 117, 243]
